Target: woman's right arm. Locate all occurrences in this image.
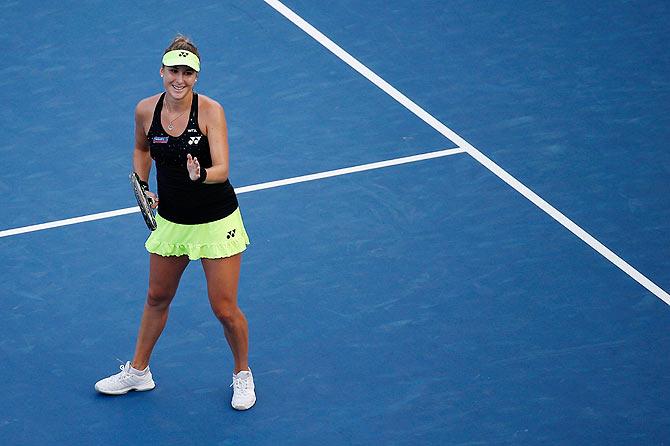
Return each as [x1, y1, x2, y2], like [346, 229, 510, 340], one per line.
[133, 100, 152, 182]
[132, 99, 159, 207]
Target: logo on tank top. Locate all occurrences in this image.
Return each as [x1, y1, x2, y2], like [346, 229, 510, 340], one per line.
[188, 136, 201, 145]
[152, 136, 169, 144]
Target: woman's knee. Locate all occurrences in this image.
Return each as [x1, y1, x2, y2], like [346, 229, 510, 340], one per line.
[211, 301, 241, 325]
[146, 287, 175, 310]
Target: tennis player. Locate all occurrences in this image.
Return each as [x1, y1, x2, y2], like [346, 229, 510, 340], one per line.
[95, 35, 255, 410]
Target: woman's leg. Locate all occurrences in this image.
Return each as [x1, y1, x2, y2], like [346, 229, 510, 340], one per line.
[131, 253, 190, 370]
[201, 253, 249, 374]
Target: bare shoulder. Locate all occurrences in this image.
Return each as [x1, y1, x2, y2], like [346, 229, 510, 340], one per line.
[135, 93, 162, 118]
[198, 94, 226, 121]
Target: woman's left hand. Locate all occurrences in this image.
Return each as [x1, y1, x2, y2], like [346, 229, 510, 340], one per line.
[186, 153, 201, 181]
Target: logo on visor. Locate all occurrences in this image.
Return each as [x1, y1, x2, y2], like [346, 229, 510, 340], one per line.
[179, 51, 188, 57]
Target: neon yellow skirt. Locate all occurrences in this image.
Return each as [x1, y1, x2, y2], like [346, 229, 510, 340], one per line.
[145, 208, 250, 260]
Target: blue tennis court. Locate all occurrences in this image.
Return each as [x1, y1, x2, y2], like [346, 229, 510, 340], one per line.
[1, 1, 668, 444]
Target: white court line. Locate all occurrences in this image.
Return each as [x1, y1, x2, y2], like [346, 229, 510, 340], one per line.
[0, 147, 465, 239]
[236, 147, 464, 193]
[0, 207, 140, 239]
[264, 0, 670, 306]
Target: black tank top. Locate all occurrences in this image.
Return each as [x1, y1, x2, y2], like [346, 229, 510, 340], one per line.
[147, 93, 238, 224]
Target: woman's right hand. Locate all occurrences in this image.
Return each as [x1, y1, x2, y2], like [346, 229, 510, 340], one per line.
[145, 190, 159, 209]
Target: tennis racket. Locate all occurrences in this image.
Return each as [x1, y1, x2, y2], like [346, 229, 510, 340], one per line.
[129, 172, 157, 231]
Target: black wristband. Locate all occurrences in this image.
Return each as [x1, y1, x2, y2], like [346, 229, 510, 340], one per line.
[195, 167, 207, 183]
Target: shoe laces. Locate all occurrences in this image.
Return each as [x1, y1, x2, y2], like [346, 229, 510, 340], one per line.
[115, 362, 132, 381]
[230, 375, 250, 395]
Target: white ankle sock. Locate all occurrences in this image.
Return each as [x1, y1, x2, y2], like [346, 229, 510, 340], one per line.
[129, 365, 148, 375]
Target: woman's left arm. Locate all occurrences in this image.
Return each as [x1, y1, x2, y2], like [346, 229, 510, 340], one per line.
[196, 99, 230, 184]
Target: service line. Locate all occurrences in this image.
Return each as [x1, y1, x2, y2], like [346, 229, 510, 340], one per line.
[0, 147, 465, 239]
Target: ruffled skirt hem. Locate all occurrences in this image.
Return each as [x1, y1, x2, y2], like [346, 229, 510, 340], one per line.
[145, 208, 250, 260]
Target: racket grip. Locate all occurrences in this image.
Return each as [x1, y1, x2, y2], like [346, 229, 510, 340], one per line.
[138, 178, 149, 192]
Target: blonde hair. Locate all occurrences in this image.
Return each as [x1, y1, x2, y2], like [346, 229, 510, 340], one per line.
[163, 34, 200, 59]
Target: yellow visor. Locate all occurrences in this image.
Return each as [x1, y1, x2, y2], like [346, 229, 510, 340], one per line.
[162, 50, 200, 72]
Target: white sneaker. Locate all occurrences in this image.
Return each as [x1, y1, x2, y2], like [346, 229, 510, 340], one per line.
[230, 369, 256, 410]
[95, 361, 156, 395]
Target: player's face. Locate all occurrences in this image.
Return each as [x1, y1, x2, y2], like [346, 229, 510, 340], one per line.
[161, 65, 197, 99]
